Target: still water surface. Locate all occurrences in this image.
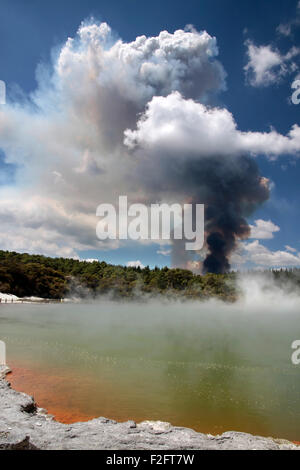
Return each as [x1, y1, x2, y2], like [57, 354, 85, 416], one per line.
[0, 300, 299, 440]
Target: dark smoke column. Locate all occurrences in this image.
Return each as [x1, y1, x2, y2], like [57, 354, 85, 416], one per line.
[151, 153, 270, 274]
[124, 93, 270, 274]
[196, 155, 270, 274]
[203, 232, 233, 274]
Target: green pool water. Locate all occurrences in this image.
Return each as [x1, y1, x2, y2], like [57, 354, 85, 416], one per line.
[0, 299, 299, 440]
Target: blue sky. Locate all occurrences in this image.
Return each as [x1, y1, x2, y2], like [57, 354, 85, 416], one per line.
[1, 0, 300, 269]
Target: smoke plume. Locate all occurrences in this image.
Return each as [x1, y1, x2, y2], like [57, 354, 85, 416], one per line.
[125, 95, 270, 273]
[188, 155, 269, 274]
[0, 21, 299, 267]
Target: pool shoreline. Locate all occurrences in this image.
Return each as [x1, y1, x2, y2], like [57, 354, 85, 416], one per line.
[0, 365, 298, 450]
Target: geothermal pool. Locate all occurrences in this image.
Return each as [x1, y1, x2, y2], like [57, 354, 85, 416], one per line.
[0, 292, 300, 440]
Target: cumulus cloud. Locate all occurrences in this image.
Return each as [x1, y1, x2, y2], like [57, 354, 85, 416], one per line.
[244, 240, 300, 267]
[249, 219, 280, 239]
[124, 91, 300, 159]
[127, 260, 145, 269]
[0, 192, 111, 257]
[244, 40, 300, 87]
[231, 240, 300, 269]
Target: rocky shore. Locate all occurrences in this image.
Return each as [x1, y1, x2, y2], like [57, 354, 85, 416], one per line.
[0, 366, 298, 450]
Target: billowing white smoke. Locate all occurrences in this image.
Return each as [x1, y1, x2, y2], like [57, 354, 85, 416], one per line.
[0, 22, 226, 258]
[0, 21, 299, 262]
[56, 22, 226, 106]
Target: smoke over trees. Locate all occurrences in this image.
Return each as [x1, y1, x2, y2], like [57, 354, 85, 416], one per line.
[187, 155, 270, 274]
[1, 21, 298, 270]
[125, 95, 270, 273]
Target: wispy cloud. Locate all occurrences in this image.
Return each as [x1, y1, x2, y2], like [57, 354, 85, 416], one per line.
[244, 40, 300, 87]
[157, 249, 171, 256]
[277, 1, 300, 37]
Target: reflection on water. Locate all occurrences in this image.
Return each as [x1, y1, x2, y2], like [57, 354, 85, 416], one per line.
[0, 300, 299, 440]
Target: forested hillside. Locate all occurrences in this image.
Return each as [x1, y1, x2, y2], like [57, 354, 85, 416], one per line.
[0, 250, 299, 301]
[0, 250, 236, 300]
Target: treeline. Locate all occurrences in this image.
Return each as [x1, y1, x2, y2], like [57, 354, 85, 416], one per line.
[1, 250, 300, 301]
[0, 250, 236, 301]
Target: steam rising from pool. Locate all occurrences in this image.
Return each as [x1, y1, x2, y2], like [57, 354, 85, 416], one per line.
[1, 275, 300, 440]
